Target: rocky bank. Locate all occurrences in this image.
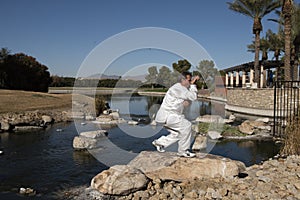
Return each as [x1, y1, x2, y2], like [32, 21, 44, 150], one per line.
[58, 153, 300, 200]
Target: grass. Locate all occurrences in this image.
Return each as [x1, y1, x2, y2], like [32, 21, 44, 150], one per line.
[280, 110, 300, 155]
[197, 122, 246, 137]
[0, 89, 72, 113]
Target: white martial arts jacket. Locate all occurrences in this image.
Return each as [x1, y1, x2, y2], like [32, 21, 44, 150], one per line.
[155, 83, 198, 124]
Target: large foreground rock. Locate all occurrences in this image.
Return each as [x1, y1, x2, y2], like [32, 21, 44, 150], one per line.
[129, 151, 246, 182]
[90, 151, 246, 196]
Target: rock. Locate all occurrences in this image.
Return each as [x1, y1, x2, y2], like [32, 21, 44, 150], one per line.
[150, 120, 157, 126]
[41, 115, 53, 124]
[257, 125, 271, 131]
[195, 115, 233, 124]
[79, 130, 107, 139]
[88, 155, 300, 200]
[229, 114, 236, 121]
[195, 115, 224, 123]
[69, 111, 85, 119]
[85, 115, 95, 120]
[109, 111, 120, 120]
[192, 135, 207, 150]
[238, 121, 254, 135]
[129, 151, 246, 182]
[192, 124, 199, 132]
[91, 165, 149, 195]
[13, 126, 44, 132]
[238, 120, 270, 135]
[19, 187, 36, 196]
[96, 114, 114, 122]
[0, 120, 11, 131]
[72, 136, 97, 150]
[255, 118, 269, 123]
[128, 121, 138, 125]
[207, 131, 223, 140]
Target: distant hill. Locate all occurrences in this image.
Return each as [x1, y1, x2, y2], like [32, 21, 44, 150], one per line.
[121, 74, 146, 82]
[86, 73, 147, 82]
[87, 74, 121, 80]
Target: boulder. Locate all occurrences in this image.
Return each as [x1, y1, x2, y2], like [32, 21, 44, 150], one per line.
[192, 135, 207, 150]
[109, 111, 120, 120]
[238, 120, 269, 135]
[0, 120, 11, 131]
[73, 136, 97, 150]
[42, 115, 53, 124]
[195, 115, 233, 124]
[91, 165, 149, 195]
[13, 126, 44, 132]
[207, 131, 223, 140]
[255, 118, 269, 123]
[128, 121, 138, 125]
[129, 151, 246, 182]
[79, 130, 107, 139]
[85, 115, 95, 121]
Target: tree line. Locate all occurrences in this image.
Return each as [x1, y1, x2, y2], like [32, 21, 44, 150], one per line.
[0, 48, 51, 92]
[0, 47, 221, 92]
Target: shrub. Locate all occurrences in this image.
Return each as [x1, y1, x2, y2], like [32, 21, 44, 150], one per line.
[280, 110, 300, 156]
[95, 95, 106, 116]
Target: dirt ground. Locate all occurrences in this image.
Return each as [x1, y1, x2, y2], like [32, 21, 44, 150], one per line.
[0, 89, 73, 113]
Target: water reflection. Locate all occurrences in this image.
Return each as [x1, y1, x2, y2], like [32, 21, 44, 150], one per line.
[211, 140, 280, 166]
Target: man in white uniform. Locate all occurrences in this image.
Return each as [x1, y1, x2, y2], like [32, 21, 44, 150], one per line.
[152, 72, 199, 157]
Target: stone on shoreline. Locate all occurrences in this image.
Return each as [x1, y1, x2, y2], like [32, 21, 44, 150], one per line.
[0, 110, 72, 132]
[41, 115, 53, 124]
[13, 126, 44, 132]
[195, 115, 233, 124]
[79, 130, 107, 139]
[192, 135, 207, 150]
[73, 136, 97, 150]
[59, 155, 300, 200]
[91, 165, 149, 195]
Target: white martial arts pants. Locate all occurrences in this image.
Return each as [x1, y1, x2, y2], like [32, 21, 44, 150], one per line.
[155, 113, 192, 153]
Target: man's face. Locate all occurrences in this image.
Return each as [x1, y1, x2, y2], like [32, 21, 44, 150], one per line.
[181, 74, 191, 88]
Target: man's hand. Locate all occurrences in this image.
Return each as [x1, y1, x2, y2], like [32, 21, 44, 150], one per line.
[183, 100, 190, 107]
[190, 75, 200, 84]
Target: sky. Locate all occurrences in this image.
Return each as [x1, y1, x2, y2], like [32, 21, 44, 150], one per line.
[1, 0, 300, 77]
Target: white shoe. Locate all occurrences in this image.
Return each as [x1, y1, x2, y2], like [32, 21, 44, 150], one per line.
[152, 140, 165, 153]
[177, 150, 196, 158]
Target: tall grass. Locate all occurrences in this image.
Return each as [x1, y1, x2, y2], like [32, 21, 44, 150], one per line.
[280, 109, 300, 155]
[95, 95, 106, 116]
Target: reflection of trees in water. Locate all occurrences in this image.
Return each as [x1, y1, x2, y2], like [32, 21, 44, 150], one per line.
[145, 96, 164, 118]
[107, 94, 225, 120]
[211, 102, 225, 117]
[213, 140, 280, 166]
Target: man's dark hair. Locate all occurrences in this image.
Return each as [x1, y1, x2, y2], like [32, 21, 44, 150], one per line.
[181, 71, 192, 78]
[177, 71, 192, 82]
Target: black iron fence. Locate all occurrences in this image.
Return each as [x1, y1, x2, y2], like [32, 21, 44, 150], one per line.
[273, 81, 300, 137]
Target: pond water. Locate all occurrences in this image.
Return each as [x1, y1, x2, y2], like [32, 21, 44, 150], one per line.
[0, 94, 280, 199]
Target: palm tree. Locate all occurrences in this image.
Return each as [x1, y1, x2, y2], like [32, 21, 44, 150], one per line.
[247, 36, 271, 61]
[227, 0, 281, 86]
[269, 2, 300, 80]
[266, 29, 284, 61]
[282, 0, 293, 81]
[291, 3, 300, 80]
